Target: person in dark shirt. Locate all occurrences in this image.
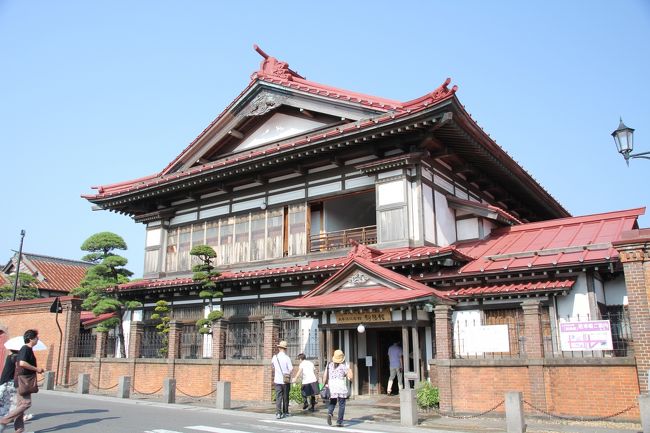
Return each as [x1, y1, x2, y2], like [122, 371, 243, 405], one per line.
[0, 350, 18, 417]
[0, 330, 44, 433]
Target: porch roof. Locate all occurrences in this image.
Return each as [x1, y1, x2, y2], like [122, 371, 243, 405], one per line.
[448, 279, 575, 299]
[275, 285, 436, 309]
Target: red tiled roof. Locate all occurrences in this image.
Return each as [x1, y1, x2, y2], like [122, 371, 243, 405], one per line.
[277, 255, 450, 309]
[84, 47, 457, 201]
[80, 311, 116, 326]
[25, 254, 92, 293]
[373, 245, 473, 264]
[455, 208, 644, 274]
[448, 279, 575, 298]
[277, 286, 436, 309]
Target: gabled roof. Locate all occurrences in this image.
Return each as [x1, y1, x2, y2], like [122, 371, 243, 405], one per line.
[2, 253, 92, 293]
[454, 207, 644, 274]
[276, 254, 451, 310]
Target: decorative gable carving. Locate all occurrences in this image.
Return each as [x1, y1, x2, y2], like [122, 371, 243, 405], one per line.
[242, 91, 287, 117]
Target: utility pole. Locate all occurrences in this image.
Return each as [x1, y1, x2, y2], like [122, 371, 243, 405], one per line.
[12, 229, 25, 301]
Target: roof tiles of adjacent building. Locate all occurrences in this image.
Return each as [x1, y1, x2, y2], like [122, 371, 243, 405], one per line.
[3, 253, 92, 294]
[448, 279, 576, 298]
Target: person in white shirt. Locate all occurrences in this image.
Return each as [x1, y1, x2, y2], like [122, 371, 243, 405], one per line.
[271, 341, 293, 419]
[387, 341, 403, 395]
[292, 353, 318, 411]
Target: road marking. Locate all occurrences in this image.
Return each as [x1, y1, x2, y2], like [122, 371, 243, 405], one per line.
[144, 430, 185, 433]
[262, 419, 387, 433]
[186, 426, 253, 433]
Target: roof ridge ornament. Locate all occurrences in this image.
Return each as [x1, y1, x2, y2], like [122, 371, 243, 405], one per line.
[252, 44, 305, 81]
[347, 240, 383, 260]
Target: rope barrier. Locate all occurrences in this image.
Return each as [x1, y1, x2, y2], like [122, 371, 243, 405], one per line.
[431, 400, 504, 419]
[88, 379, 118, 390]
[523, 400, 638, 422]
[58, 380, 79, 388]
[176, 386, 217, 398]
[132, 385, 163, 396]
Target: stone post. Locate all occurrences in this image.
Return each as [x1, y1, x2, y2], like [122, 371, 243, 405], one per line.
[78, 373, 90, 394]
[614, 231, 650, 393]
[505, 391, 526, 433]
[117, 376, 131, 398]
[399, 388, 418, 426]
[163, 378, 176, 403]
[216, 381, 231, 409]
[434, 304, 453, 413]
[168, 320, 182, 360]
[43, 371, 55, 390]
[128, 321, 144, 359]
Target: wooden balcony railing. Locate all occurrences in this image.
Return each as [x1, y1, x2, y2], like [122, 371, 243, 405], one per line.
[309, 225, 377, 253]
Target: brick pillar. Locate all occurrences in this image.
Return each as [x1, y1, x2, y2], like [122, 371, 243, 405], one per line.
[95, 332, 108, 358]
[614, 233, 650, 393]
[128, 321, 143, 359]
[211, 319, 229, 360]
[168, 320, 181, 359]
[522, 299, 546, 411]
[434, 305, 453, 412]
[263, 316, 280, 401]
[59, 298, 82, 385]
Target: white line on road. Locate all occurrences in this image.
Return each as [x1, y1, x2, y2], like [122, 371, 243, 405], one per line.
[186, 426, 254, 433]
[262, 419, 389, 433]
[144, 430, 185, 433]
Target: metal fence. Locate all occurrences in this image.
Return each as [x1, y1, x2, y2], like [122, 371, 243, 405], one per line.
[105, 333, 117, 358]
[180, 325, 204, 359]
[140, 328, 167, 358]
[279, 321, 319, 359]
[543, 310, 633, 358]
[77, 331, 96, 357]
[225, 321, 263, 359]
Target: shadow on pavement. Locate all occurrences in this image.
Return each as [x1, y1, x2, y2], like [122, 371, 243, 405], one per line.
[30, 408, 109, 420]
[35, 416, 120, 432]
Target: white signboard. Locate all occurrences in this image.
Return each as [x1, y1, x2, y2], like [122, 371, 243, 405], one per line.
[559, 320, 613, 351]
[462, 325, 510, 354]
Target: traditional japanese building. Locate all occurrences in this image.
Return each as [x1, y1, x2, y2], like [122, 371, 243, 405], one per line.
[78, 46, 646, 418]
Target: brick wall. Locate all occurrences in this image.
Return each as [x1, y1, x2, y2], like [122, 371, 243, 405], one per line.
[427, 359, 639, 420]
[0, 297, 81, 382]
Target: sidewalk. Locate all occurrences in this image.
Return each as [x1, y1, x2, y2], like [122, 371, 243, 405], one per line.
[237, 394, 642, 433]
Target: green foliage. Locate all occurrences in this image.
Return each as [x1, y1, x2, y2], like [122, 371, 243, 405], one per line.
[0, 272, 40, 301]
[416, 381, 439, 409]
[152, 300, 171, 357]
[190, 245, 223, 334]
[71, 231, 140, 357]
[289, 382, 303, 404]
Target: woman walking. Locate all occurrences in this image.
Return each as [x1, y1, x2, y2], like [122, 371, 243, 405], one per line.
[322, 349, 353, 427]
[292, 353, 318, 411]
[0, 350, 19, 417]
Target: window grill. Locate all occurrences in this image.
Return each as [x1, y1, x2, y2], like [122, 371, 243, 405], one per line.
[140, 328, 166, 358]
[225, 321, 263, 360]
[77, 331, 96, 357]
[105, 333, 116, 358]
[180, 325, 204, 359]
[279, 321, 319, 359]
[543, 309, 633, 358]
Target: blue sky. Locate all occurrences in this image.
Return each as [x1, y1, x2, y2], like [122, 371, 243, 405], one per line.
[1, 1, 649, 278]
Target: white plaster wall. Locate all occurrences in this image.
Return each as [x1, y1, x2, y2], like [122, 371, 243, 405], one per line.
[594, 277, 605, 304]
[482, 219, 497, 238]
[604, 275, 628, 305]
[409, 180, 420, 242]
[377, 180, 405, 206]
[556, 273, 592, 320]
[423, 184, 435, 243]
[434, 191, 456, 246]
[457, 218, 480, 241]
[234, 113, 327, 151]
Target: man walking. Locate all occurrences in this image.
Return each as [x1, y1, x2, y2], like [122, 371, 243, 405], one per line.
[1, 329, 44, 433]
[271, 340, 293, 419]
[386, 341, 403, 396]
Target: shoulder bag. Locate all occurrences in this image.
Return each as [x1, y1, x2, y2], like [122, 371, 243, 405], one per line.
[14, 362, 38, 396]
[274, 356, 291, 384]
[319, 362, 330, 400]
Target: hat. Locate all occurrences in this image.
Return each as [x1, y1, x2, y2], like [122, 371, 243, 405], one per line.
[277, 340, 288, 349]
[332, 349, 345, 363]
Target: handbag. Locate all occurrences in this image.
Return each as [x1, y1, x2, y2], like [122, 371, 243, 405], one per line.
[274, 356, 291, 384]
[16, 374, 38, 396]
[320, 362, 330, 401]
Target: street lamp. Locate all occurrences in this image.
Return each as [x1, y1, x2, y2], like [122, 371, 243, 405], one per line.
[612, 118, 650, 165]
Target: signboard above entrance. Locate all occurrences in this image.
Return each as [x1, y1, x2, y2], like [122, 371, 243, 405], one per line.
[335, 309, 390, 324]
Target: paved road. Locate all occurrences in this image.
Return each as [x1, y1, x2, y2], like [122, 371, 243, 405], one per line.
[21, 391, 453, 433]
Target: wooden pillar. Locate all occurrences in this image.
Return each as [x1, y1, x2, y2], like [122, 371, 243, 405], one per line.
[411, 325, 420, 382]
[614, 233, 650, 393]
[434, 304, 453, 413]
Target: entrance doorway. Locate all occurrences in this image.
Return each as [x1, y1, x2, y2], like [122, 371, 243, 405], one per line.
[378, 329, 402, 395]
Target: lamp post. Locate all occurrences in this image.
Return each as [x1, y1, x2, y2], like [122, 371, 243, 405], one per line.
[612, 118, 650, 165]
[12, 229, 26, 301]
